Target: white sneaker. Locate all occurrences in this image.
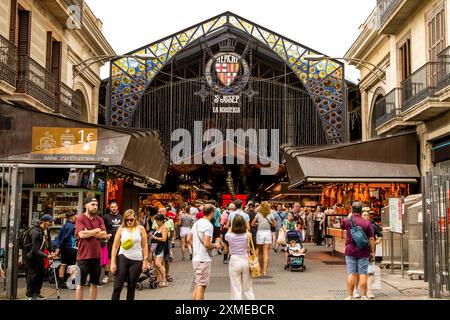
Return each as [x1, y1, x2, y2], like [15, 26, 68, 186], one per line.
[360, 296, 369, 300]
[353, 290, 360, 299]
[101, 275, 109, 284]
[367, 292, 375, 299]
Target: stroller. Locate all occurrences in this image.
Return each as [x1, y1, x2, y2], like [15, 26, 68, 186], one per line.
[136, 265, 158, 290]
[285, 230, 306, 272]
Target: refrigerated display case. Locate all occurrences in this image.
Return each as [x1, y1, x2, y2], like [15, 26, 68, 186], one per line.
[29, 188, 103, 239]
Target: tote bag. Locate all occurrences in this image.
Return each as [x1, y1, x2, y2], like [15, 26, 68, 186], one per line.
[247, 234, 261, 278]
[277, 227, 286, 245]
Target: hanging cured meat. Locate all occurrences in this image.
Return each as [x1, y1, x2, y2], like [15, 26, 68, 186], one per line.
[321, 189, 327, 207]
[363, 184, 370, 202]
[330, 186, 337, 206]
[337, 185, 343, 205]
[395, 183, 401, 197]
[354, 184, 360, 202]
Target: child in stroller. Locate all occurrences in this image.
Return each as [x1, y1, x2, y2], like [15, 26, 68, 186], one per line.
[284, 230, 307, 272]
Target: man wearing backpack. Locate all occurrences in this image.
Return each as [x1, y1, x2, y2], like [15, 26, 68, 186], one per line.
[23, 214, 57, 300]
[54, 210, 77, 288]
[341, 201, 375, 300]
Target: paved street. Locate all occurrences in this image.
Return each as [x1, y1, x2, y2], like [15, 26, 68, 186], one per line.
[3, 242, 438, 300]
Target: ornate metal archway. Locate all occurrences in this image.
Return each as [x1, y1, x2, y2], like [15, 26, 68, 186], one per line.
[109, 12, 346, 144]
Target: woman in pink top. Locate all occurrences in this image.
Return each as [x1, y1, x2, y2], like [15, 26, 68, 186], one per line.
[225, 215, 255, 300]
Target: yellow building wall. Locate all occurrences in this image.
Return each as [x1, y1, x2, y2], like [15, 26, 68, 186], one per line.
[0, 0, 10, 39]
[0, 0, 113, 124]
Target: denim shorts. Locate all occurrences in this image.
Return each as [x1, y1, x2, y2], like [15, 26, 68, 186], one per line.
[345, 256, 369, 275]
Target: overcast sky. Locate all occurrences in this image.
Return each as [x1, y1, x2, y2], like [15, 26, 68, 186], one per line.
[85, 0, 376, 82]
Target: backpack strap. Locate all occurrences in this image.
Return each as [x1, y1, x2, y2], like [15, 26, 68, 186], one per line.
[349, 217, 357, 228]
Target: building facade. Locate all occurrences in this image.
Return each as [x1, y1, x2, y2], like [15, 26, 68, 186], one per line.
[345, 0, 450, 174]
[0, 0, 114, 123]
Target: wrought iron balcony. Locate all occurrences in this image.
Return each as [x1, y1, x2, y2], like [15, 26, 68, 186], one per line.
[40, 0, 83, 27]
[59, 83, 82, 119]
[377, 0, 401, 25]
[17, 55, 57, 110]
[376, 0, 422, 34]
[436, 46, 450, 92]
[0, 34, 17, 88]
[375, 88, 401, 128]
[401, 62, 443, 112]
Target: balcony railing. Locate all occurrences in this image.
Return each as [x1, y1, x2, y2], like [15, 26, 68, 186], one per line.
[0, 34, 17, 88]
[62, 0, 83, 6]
[436, 46, 450, 92]
[375, 88, 401, 128]
[401, 62, 446, 112]
[377, 0, 402, 25]
[59, 83, 81, 119]
[17, 55, 57, 110]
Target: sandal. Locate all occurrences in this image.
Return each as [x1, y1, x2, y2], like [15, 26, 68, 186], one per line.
[167, 276, 174, 282]
[158, 281, 168, 288]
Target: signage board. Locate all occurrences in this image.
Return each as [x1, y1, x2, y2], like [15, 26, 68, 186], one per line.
[389, 197, 403, 233]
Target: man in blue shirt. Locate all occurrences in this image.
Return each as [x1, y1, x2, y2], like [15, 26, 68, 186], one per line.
[227, 199, 250, 231]
[273, 205, 286, 233]
[55, 210, 77, 288]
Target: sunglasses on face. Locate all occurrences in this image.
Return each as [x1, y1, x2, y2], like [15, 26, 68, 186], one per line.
[126, 219, 135, 222]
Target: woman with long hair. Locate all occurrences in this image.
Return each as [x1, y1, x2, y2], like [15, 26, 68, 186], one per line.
[251, 201, 276, 276]
[110, 209, 149, 300]
[149, 214, 169, 287]
[179, 204, 195, 260]
[225, 215, 255, 300]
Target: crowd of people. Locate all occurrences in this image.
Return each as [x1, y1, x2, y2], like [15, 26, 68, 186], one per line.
[18, 194, 381, 301]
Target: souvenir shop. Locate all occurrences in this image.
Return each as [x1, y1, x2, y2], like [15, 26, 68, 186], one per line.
[283, 132, 421, 255]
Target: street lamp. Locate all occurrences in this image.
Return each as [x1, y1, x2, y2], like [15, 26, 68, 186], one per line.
[72, 53, 154, 79]
[303, 54, 386, 84]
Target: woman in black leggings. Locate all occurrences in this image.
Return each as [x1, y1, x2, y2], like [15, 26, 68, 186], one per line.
[110, 209, 149, 300]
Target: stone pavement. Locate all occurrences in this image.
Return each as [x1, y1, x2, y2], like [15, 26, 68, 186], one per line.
[2, 242, 442, 300]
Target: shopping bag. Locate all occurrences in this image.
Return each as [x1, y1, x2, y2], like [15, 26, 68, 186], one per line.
[368, 261, 376, 274]
[373, 264, 382, 290]
[277, 228, 286, 245]
[247, 235, 261, 278]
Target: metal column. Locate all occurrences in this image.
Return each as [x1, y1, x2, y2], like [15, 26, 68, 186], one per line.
[5, 165, 22, 300]
[423, 169, 450, 298]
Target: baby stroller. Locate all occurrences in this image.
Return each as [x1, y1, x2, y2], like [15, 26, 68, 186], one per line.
[136, 266, 158, 290]
[285, 230, 306, 272]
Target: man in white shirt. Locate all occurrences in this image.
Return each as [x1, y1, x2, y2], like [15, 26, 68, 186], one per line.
[187, 204, 221, 300]
[227, 199, 250, 231]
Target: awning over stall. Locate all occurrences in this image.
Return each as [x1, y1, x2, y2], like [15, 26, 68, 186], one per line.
[283, 132, 420, 188]
[0, 103, 167, 185]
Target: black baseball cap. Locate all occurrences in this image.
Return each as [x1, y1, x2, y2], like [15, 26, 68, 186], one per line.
[66, 210, 77, 217]
[84, 197, 98, 206]
[40, 214, 55, 222]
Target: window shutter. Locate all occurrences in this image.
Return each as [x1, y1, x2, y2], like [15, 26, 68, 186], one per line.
[18, 10, 31, 56]
[9, 0, 17, 43]
[46, 31, 52, 71]
[51, 40, 62, 80]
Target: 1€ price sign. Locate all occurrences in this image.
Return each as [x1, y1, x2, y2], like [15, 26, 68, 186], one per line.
[32, 127, 98, 155]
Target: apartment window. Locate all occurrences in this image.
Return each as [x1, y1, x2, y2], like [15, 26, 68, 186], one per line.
[17, 9, 31, 56]
[428, 3, 446, 61]
[46, 32, 62, 81]
[399, 39, 411, 82]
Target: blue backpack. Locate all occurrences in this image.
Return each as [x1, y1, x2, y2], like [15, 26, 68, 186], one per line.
[349, 217, 369, 250]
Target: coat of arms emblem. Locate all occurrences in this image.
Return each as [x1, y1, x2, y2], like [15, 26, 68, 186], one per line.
[215, 53, 240, 87]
